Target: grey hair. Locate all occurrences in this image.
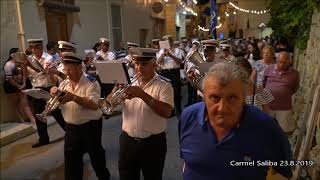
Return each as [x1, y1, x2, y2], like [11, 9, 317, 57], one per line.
[201, 62, 249, 92]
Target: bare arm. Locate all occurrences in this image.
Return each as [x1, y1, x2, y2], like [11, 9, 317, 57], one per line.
[72, 95, 99, 110]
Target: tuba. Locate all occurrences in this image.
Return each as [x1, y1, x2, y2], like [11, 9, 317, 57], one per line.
[35, 77, 69, 122]
[185, 50, 205, 91]
[98, 74, 140, 115]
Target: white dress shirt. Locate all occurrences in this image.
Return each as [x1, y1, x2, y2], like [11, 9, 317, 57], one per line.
[96, 50, 115, 61]
[122, 74, 174, 138]
[60, 73, 102, 125]
[156, 48, 183, 70]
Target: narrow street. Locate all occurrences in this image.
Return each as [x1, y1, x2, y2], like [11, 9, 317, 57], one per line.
[0, 115, 183, 180]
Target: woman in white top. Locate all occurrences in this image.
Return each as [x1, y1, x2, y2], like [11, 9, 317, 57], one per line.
[251, 45, 275, 86]
[3, 48, 36, 123]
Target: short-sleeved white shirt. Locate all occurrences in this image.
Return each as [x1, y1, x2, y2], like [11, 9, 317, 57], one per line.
[4, 61, 15, 77]
[156, 48, 183, 70]
[60, 73, 102, 125]
[96, 50, 115, 61]
[122, 75, 174, 138]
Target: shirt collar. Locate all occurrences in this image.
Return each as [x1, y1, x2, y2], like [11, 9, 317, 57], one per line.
[136, 74, 157, 89]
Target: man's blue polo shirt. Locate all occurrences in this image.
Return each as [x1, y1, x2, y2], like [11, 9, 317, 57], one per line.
[179, 102, 292, 180]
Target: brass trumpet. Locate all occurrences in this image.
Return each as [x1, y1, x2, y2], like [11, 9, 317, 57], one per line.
[35, 77, 69, 122]
[98, 75, 140, 115]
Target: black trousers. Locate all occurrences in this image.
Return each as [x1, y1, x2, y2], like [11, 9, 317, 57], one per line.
[30, 97, 65, 143]
[187, 82, 198, 106]
[118, 131, 167, 180]
[158, 68, 181, 116]
[64, 119, 110, 180]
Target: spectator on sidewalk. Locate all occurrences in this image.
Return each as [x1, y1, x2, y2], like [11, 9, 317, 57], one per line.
[3, 48, 36, 124]
[263, 51, 299, 134]
[252, 45, 275, 86]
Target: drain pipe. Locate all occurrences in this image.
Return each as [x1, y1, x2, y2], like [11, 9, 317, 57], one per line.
[15, 0, 26, 52]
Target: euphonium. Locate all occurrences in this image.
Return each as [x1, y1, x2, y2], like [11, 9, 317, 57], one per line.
[98, 74, 140, 115]
[35, 77, 69, 122]
[185, 50, 205, 91]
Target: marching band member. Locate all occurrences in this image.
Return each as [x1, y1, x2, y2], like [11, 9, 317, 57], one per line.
[180, 37, 190, 54]
[185, 39, 224, 99]
[96, 38, 116, 97]
[222, 44, 236, 61]
[58, 41, 77, 54]
[157, 35, 183, 116]
[96, 38, 115, 61]
[56, 41, 77, 73]
[50, 52, 110, 180]
[110, 48, 174, 180]
[201, 39, 221, 62]
[125, 42, 139, 78]
[184, 40, 202, 106]
[83, 49, 98, 78]
[26, 39, 65, 148]
[151, 39, 160, 50]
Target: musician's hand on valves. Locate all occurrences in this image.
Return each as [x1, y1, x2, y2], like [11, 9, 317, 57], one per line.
[50, 86, 59, 96]
[59, 91, 74, 104]
[187, 69, 196, 81]
[124, 86, 144, 100]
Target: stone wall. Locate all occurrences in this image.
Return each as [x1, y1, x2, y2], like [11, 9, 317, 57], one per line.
[292, 10, 320, 175]
[292, 10, 320, 131]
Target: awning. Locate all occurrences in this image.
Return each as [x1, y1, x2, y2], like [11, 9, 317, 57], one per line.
[38, 0, 80, 12]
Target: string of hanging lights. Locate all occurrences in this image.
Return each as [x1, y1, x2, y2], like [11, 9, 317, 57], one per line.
[178, 0, 198, 16]
[229, 2, 269, 14]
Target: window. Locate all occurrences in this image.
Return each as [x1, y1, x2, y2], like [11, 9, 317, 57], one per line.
[111, 4, 122, 49]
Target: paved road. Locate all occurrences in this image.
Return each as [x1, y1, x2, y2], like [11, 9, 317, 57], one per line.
[0, 115, 184, 180]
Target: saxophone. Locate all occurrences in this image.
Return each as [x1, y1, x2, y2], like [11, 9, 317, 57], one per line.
[35, 77, 69, 122]
[98, 74, 140, 115]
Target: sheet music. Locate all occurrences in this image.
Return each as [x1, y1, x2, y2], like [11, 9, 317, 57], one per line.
[159, 40, 170, 50]
[94, 60, 130, 84]
[23, 88, 52, 100]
